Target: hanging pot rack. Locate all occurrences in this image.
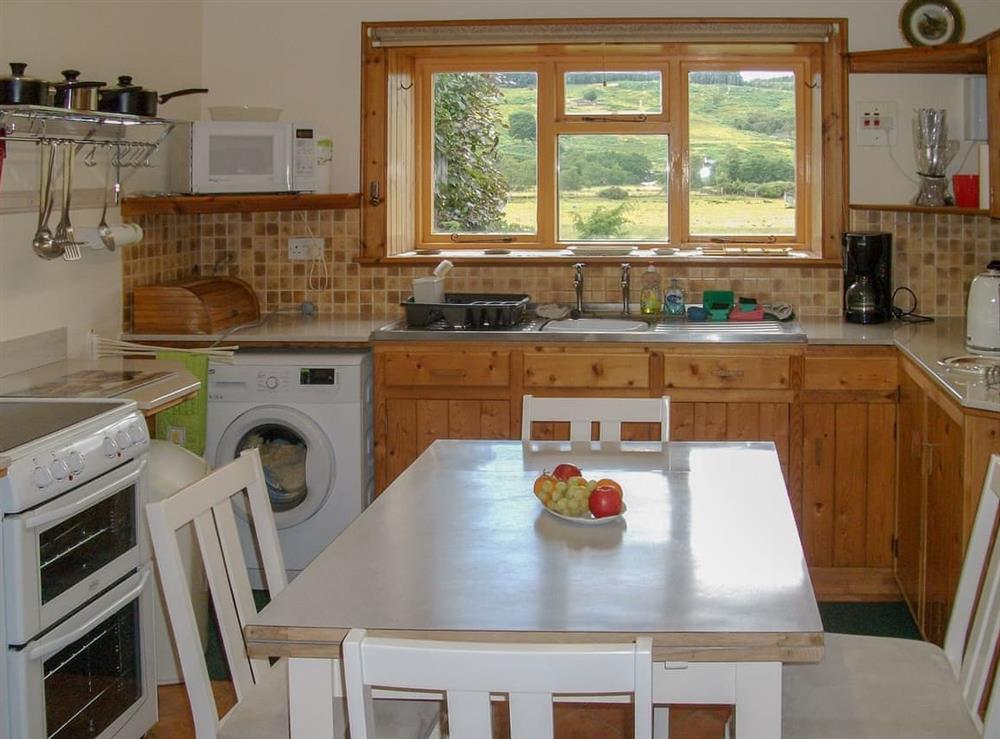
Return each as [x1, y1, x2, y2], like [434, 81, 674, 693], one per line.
[0, 104, 175, 202]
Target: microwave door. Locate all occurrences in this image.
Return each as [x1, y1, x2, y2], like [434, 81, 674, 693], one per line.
[191, 124, 291, 193]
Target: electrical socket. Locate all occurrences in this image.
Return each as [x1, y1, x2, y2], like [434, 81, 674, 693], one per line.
[288, 237, 324, 261]
[856, 101, 898, 147]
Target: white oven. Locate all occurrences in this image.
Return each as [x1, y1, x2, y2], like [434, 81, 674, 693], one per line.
[3, 457, 147, 644]
[1, 398, 158, 739]
[6, 565, 157, 739]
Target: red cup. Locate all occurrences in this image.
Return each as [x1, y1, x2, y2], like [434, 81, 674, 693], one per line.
[952, 174, 980, 208]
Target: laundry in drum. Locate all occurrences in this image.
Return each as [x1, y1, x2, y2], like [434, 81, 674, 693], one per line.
[239, 432, 307, 511]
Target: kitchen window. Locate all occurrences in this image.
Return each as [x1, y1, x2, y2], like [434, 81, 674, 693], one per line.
[362, 19, 847, 261]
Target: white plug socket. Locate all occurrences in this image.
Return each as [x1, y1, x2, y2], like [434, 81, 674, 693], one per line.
[856, 101, 898, 147]
[288, 237, 324, 260]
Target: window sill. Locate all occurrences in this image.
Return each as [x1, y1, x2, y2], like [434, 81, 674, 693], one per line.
[358, 247, 839, 268]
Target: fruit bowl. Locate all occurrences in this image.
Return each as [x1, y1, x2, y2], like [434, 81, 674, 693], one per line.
[532, 467, 625, 524]
[540, 499, 627, 525]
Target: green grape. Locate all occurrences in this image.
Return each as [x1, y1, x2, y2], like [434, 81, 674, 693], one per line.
[586, 480, 598, 492]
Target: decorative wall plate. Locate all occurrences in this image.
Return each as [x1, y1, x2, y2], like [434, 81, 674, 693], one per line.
[899, 0, 965, 47]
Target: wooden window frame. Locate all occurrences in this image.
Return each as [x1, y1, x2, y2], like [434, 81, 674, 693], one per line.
[360, 19, 848, 264]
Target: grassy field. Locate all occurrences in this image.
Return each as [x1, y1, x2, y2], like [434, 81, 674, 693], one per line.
[436, 73, 797, 238]
[503, 185, 794, 240]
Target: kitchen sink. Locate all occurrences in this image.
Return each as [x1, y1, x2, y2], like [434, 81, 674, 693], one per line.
[540, 317, 650, 333]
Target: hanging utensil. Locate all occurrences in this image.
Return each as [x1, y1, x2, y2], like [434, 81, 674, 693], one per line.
[52, 144, 82, 261]
[97, 149, 115, 250]
[32, 142, 61, 260]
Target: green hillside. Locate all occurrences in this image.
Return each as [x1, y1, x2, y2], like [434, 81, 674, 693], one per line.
[433, 70, 797, 238]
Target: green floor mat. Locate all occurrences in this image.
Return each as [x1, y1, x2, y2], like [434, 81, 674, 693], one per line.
[818, 601, 921, 640]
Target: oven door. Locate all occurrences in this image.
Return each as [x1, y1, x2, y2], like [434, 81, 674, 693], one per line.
[4, 457, 147, 645]
[7, 566, 157, 739]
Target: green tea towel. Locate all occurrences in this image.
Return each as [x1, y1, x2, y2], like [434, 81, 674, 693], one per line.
[154, 351, 209, 455]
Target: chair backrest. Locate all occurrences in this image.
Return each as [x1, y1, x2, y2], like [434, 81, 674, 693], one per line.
[521, 395, 670, 442]
[343, 629, 652, 739]
[146, 447, 287, 739]
[943, 454, 1000, 736]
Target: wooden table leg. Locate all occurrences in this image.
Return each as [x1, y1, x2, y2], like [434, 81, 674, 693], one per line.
[733, 662, 781, 738]
[288, 657, 342, 739]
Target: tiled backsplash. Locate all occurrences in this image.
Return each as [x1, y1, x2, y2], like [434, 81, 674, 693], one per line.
[123, 208, 998, 327]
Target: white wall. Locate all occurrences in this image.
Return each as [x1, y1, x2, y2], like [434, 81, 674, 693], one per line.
[0, 0, 203, 357]
[201, 0, 1000, 194]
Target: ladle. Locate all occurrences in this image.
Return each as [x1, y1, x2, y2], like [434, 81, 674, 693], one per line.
[31, 142, 62, 260]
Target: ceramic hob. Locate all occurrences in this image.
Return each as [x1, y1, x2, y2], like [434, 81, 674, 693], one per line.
[0, 399, 127, 455]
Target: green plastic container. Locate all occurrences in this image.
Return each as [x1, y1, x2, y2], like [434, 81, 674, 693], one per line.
[702, 290, 734, 321]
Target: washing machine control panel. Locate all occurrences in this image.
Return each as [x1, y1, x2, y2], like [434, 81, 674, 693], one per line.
[258, 371, 290, 391]
[299, 368, 336, 385]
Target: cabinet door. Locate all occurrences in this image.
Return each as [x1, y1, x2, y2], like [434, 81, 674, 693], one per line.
[923, 395, 964, 646]
[801, 402, 897, 569]
[895, 369, 925, 624]
[383, 398, 511, 489]
[671, 401, 790, 478]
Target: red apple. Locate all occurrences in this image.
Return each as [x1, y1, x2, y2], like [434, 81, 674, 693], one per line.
[589, 485, 624, 518]
[552, 463, 582, 481]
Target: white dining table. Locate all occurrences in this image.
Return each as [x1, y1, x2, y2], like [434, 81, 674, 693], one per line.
[244, 439, 824, 738]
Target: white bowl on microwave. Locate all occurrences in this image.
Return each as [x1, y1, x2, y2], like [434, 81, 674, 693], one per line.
[208, 105, 282, 121]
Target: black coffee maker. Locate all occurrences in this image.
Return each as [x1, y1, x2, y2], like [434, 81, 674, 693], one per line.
[842, 231, 892, 324]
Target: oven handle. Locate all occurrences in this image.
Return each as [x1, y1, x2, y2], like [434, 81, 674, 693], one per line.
[22, 458, 147, 530]
[27, 568, 151, 662]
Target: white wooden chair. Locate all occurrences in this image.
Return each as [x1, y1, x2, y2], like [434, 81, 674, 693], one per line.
[782, 453, 1000, 739]
[343, 629, 653, 739]
[520, 395, 671, 442]
[146, 448, 441, 739]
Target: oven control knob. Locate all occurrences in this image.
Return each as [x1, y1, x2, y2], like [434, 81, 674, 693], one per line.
[102, 436, 119, 457]
[49, 458, 69, 481]
[68, 451, 85, 474]
[115, 430, 132, 449]
[32, 466, 53, 488]
[128, 422, 147, 444]
[265, 375, 279, 390]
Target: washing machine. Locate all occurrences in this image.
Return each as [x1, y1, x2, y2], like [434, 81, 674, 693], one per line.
[205, 351, 373, 588]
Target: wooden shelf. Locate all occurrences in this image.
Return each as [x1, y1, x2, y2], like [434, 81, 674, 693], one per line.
[120, 192, 361, 217]
[848, 43, 986, 74]
[850, 203, 989, 216]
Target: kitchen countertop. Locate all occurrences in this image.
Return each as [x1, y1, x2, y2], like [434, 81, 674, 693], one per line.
[0, 358, 200, 413]
[122, 310, 999, 415]
[123, 313, 391, 347]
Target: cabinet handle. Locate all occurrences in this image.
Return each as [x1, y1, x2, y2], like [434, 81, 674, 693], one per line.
[712, 368, 744, 379]
[922, 442, 938, 477]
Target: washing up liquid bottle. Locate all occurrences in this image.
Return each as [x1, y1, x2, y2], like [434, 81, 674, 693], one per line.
[665, 278, 685, 316]
[639, 265, 662, 315]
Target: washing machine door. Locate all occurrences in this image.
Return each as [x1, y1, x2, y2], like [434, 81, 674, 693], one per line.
[213, 405, 335, 529]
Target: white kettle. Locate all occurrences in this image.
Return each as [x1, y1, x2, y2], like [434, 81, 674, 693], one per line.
[966, 261, 1000, 355]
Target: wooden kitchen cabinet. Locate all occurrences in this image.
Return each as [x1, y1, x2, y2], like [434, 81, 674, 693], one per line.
[375, 348, 515, 491]
[894, 356, 972, 645]
[800, 347, 898, 599]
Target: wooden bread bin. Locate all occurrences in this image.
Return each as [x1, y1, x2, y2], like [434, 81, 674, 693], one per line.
[132, 277, 260, 334]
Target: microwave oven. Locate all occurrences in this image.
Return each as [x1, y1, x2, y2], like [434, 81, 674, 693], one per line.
[169, 121, 317, 194]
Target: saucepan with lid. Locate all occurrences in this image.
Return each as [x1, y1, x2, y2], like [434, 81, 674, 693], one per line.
[52, 70, 105, 111]
[98, 75, 208, 117]
[0, 63, 49, 105]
